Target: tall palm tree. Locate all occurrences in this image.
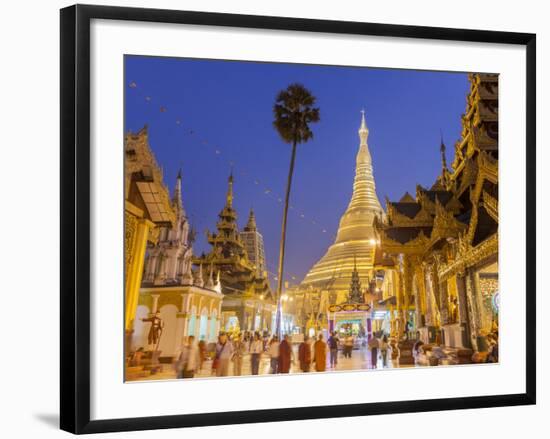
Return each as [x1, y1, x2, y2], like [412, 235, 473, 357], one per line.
[272, 83, 320, 337]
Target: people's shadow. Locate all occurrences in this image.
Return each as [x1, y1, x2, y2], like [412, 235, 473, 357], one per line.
[34, 413, 58, 429]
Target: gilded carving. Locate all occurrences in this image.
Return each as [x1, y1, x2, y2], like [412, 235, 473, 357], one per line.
[125, 211, 138, 275]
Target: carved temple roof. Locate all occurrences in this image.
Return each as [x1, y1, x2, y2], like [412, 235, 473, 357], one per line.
[124, 126, 176, 228]
[377, 73, 498, 264]
[197, 173, 272, 300]
[391, 202, 422, 219]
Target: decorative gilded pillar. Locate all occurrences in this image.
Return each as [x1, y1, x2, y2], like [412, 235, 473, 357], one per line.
[415, 261, 427, 326]
[402, 256, 414, 330]
[463, 270, 480, 350]
[125, 212, 153, 332]
[396, 259, 406, 338]
[425, 263, 441, 328]
[470, 270, 488, 351]
[439, 279, 449, 325]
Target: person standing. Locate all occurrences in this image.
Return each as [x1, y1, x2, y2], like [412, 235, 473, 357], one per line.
[249, 333, 263, 375]
[368, 333, 380, 369]
[298, 336, 312, 372]
[214, 332, 234, 377]
[268, 336, 280, 374]
[278, 334, 293, 373]
[314, 334, 327, 372]
[176, 335, 200, 378]
[308, 333, 316, 359]
[379, 334, 390, 368]
[328, 331, 340, 368]
[198, 338, 207, 371]
[344, 334, 354, 358]
[232, 333, 247, 376]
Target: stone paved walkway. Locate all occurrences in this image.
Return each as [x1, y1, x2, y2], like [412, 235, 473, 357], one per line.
[127, 346, 407, 382]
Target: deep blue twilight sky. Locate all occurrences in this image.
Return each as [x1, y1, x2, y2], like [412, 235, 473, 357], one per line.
[125, 56, 469, 287]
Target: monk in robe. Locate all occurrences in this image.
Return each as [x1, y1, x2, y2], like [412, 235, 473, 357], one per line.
[298, 336, 312, 372]
[278, 334, 293, 373]
[314, 334, 327, 372]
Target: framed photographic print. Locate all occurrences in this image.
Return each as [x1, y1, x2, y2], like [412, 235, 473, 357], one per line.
[60, 4, 536, 434]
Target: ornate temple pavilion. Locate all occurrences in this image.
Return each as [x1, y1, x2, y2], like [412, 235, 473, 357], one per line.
[194, 172, 275, 334]
[374, 73, 499, 352]
[301, 111, 384, 301]
[124, 127, 223, 369]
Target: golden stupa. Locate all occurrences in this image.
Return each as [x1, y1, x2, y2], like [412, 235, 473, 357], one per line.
[301, 111, 384, 296]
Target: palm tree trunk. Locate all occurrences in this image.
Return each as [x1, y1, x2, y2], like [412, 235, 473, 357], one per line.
[275, 139, 298, 337]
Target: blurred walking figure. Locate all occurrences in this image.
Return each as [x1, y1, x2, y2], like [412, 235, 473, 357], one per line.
[307, 333, 315, 358]
[379, 334, 390, 367]
[268, 336, 280, 374]
[278, 334, 293, 373]
[198, 338, 207, 370]
[232, 333, 247, 376]
[176, 335, 200, 378]
[328, 331, 340, 368]
[214, 332, 234, 377]
[130, 347, 145, 366]
[343, 334, 354, 358]
[249, 333, 263, 375]
[313, 334, 327, 372]
[298, 336, 312, 372]
[368, 333, 380, 369]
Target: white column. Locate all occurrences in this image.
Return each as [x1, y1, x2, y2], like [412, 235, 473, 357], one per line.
[180, 293, 192, 313]
[174, 313, 186, 355]
[194, 314, 201, 338]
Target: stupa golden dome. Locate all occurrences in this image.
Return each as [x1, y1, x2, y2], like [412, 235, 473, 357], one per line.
[301, 111, 383, 294]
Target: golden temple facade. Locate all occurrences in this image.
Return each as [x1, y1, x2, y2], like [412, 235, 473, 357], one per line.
[301, 111, 384, 299]
[374, 73, 499, 353]
[124, 126, 176, 335]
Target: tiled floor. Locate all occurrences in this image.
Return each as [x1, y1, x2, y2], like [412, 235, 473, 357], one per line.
[128, 346, 404, 382]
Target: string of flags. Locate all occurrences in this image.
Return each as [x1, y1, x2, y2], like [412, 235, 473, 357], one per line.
[127, 80, 338, 281]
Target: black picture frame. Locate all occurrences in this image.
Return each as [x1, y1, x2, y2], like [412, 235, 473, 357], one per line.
[60, 4, 536, 434]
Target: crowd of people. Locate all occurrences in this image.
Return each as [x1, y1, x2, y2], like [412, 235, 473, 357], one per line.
[172, 330, 396, 379]
[132, 326, 502, 379]
[134, 328, 502, 379]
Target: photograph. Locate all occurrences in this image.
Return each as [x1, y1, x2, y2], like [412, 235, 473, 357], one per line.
[123, 56, 499, 382]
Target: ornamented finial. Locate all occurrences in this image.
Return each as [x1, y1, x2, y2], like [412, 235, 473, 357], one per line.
[439, 130, 448, 184]
[358, 109, 369, 144]
[214, 270, 222, 294]
[173, 169, 184, 214]
[195, 264, 204, 287]
[182, 260, 194, 285]
[206, 263, 215, 288]
[226, 170, 234, 208]
[244, 208, 257, 232]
